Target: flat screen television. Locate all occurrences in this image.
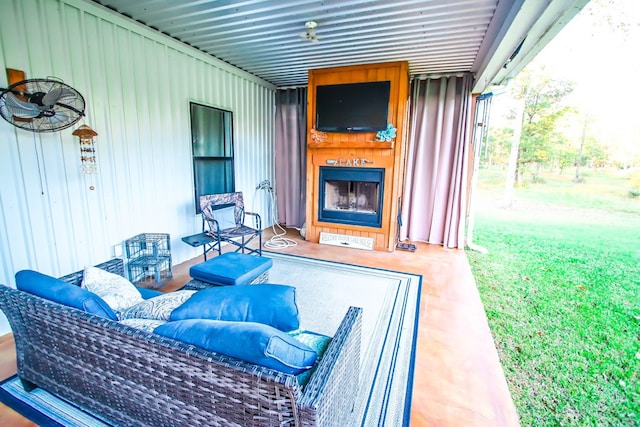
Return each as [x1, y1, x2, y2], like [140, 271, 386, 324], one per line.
[315, 80, 390, 133]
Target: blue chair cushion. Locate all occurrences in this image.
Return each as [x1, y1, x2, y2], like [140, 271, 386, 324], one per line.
[189, 253, 273, 286]
[169, 284, 299, 331]
[15, 270, 118, 320]
[154, 319, 317, 374]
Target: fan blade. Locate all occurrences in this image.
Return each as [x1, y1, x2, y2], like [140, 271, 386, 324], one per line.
[46, 110, 71, 124]
[4, 93, 41, 118]
[42, 87, 76, 107]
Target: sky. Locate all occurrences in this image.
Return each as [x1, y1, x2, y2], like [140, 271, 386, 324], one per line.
[537, 0, 640, 118]
[492, 0, 640, 163]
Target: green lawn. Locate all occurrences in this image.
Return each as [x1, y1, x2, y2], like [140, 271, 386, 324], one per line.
[467, 168, 640, 426]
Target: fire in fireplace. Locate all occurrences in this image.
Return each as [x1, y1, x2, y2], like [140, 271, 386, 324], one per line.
[318, 167, 384, 227]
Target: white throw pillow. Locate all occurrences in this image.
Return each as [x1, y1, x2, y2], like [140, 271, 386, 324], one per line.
[82, 266, 144, 312]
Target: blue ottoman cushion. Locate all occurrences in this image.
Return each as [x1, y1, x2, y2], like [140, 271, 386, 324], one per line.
[189, 253, 272, 286]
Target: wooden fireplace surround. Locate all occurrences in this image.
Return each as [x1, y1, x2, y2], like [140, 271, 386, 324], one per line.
[305, 61, 410, 251]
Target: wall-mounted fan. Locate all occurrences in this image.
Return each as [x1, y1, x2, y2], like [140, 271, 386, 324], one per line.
[0, 78, 85, 132]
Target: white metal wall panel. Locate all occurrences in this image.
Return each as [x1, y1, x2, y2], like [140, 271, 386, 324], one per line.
[0, 0, 276, 334]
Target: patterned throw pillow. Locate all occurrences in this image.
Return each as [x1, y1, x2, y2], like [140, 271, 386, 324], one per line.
[287, 329, 332, 387]
[119, 318, 167, 333]
[119, 290, 196, 321]
[82, 266, 144, 312]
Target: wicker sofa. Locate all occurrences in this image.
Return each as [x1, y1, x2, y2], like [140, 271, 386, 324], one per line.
[0, 258, 363, 427]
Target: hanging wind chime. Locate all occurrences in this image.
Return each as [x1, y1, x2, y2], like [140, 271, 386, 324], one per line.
[72, 124, 98, 174]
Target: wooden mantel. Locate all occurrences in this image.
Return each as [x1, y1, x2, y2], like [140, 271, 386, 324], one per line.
[305, 61, 410, 251]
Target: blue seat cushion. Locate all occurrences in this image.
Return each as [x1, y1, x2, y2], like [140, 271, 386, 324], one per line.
[189, 253, 273, 286]
[169, 284, 299, 331]
[154, 319, 317, 375]
[15, 270, 118, 320]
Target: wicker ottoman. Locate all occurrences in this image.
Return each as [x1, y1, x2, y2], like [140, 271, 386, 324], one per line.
[183, 252, 272, 290]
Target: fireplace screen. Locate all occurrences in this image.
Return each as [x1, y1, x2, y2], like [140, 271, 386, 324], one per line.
[324, 180, 379, 214]
[318, 167, 384, 227]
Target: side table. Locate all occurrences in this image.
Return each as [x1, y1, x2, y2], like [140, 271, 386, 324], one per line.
[181, 232, 220, 261]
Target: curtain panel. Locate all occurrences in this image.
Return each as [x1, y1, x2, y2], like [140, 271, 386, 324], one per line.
[274, 88, 307, 228]
[400, 74, 473, 249]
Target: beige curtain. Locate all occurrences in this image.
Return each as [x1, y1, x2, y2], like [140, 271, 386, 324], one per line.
[400, 74, 473, 248]
[274, 88, 307, 227]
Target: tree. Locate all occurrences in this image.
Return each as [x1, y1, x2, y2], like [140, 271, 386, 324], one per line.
[583, 140, 608, 168]
[484, 127, 513, 167]
[507, 64, 573, 183]
[574, 113, 590, 181]
[552, 144, 579, 174]
[519, 70, 574, 180]
[502, 65, 574, 205]
[504, 95, 525, 208]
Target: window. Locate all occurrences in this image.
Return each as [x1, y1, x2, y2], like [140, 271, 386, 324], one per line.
[190, 103, 234, 213]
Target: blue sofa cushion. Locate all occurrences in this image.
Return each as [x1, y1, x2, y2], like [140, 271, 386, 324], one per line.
[136, 287, 163, 299]
[154, 319, 317, 374]
[169, 284, 299, 331]
[189, 253, 273, 286]
[15, 270, 118, 320]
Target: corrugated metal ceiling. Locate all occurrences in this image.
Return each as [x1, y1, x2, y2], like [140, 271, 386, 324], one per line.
[89, 0, 585, 89]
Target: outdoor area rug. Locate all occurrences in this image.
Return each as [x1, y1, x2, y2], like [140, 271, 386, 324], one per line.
[0, 252, 422, 427]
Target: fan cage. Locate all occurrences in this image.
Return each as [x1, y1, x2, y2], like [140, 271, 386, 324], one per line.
[0, 78, 86, 133]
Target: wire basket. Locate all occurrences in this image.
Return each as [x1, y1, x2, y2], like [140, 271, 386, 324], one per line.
[125, 233, 172, 287]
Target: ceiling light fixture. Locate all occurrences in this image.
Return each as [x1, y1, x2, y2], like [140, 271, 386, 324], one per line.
[299, 20, 321, 42]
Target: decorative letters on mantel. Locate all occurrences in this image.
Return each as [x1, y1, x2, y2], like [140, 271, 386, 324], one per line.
[325, 157, 373, 167]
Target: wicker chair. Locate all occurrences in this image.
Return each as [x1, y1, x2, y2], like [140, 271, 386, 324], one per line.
[0, 258, 362, 427]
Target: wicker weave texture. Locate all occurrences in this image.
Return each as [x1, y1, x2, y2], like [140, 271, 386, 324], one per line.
[0, 260, 362, 427]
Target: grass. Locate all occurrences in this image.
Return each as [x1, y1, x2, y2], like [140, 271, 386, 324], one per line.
[467, 167, 640, 426]
[478, 167, 640, 214]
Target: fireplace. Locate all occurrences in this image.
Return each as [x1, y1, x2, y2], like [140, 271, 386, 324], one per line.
[318, 167, 385, 227]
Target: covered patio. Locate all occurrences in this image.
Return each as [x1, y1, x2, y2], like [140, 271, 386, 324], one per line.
[0, 0, 591, 425]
